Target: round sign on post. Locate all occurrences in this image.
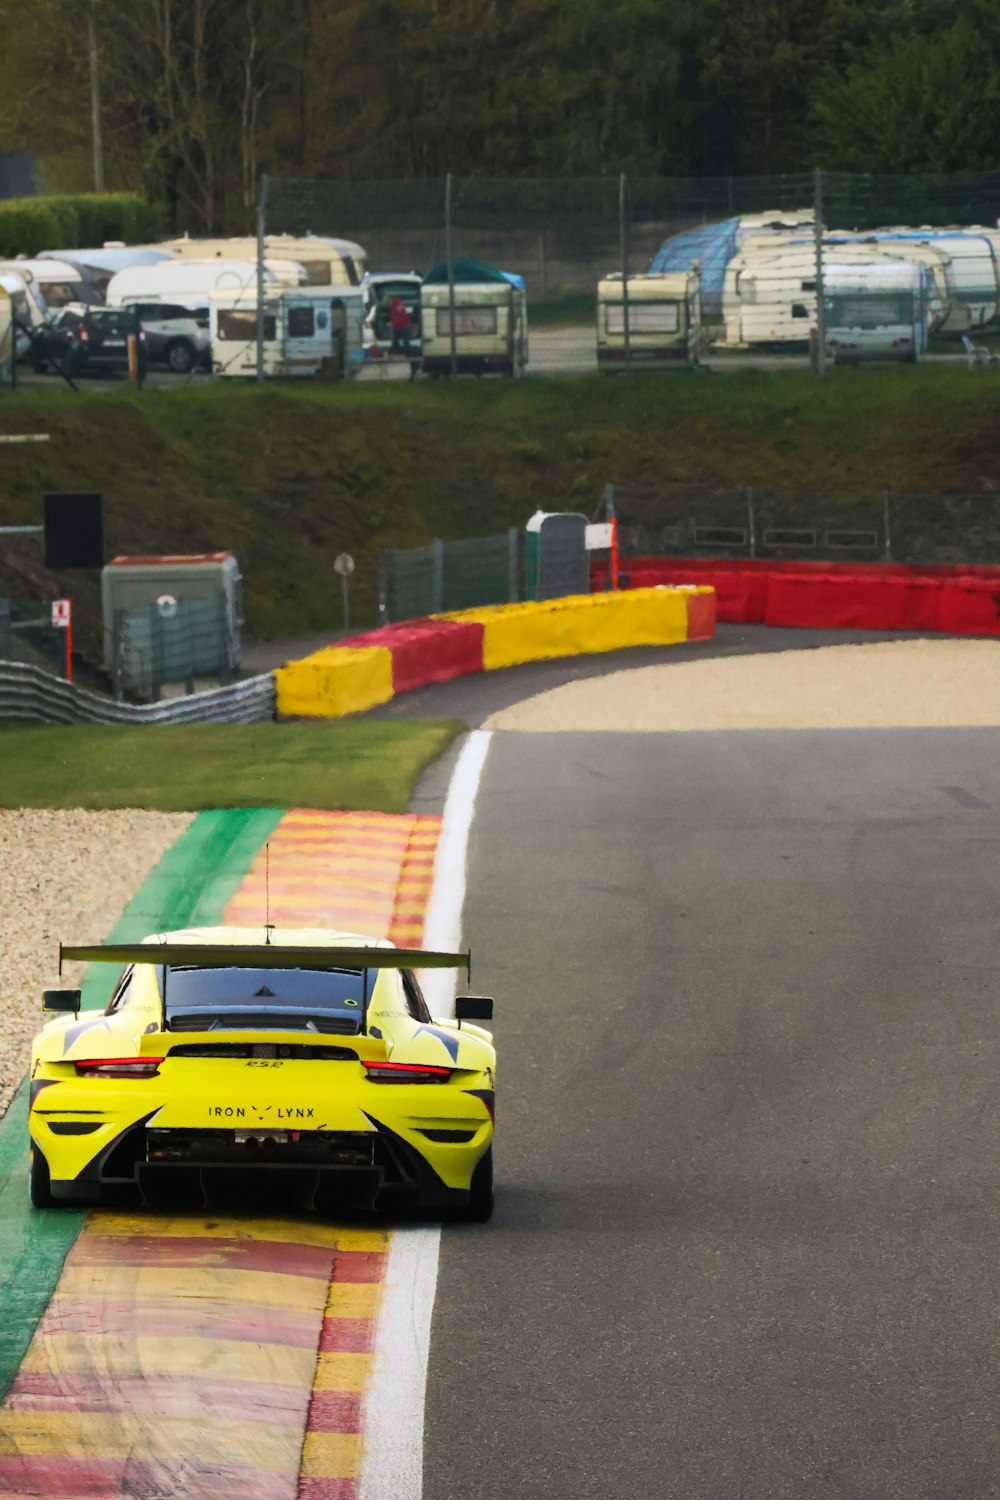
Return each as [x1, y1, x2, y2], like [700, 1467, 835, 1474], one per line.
[334, 553, 354, 632]
[156, 593, 178, 619]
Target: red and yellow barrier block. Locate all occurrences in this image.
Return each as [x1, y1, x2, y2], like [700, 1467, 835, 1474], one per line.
[276, 586, 716, 719]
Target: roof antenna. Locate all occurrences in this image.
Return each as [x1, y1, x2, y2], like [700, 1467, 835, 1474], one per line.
[264, 842, 273, 946]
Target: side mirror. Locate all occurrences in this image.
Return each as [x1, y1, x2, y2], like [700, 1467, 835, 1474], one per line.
[43, 989, 81, 1015]
[455, 995, 493, 1025]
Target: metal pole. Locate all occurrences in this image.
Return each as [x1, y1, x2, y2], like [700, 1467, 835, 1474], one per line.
[747, 486, 756, 558]
[882, 490, 892, 561]
[619, 173, 631, 371]
[814, 167, 826, 377]
[445, 174, 457, 377]
[255, 172, 269, 384]
[376, 551, 389, 625]
[340, 572, 350, 634]
[86, 0, 105, 192]
[507, 527, 520, 602]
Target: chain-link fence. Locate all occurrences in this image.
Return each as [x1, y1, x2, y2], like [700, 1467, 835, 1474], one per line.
[0, 598, 66, 674]
[269, 170, 1000, 371]
[377, 531, 520, 623]
[604, 484, 1000, 568]
[109, 594, 238, 701]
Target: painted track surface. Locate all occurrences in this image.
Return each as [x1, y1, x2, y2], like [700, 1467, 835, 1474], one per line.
[0, 809, 441, 1500]
[423, 725, 1000, 1500]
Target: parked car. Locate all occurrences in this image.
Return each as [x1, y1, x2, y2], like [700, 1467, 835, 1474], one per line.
[130, 302, 210, 372]
[31, 304, 147, 379]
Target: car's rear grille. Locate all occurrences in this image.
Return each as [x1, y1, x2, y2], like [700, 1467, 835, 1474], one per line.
[167, 1042, 357, 1061]
[169, 1013, 361, 1035]
[147, 1128, 376, 1166]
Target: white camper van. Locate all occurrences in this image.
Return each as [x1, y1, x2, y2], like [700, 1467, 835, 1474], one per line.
[823, 260, 930, 363]
[161, 235, 367, 288]
[39, 246, 176, 300]
[105, 258, 306, 309]
[596, 270, 702, 369]
[421, 281, 527, 377]
[210, 286, 364, 379]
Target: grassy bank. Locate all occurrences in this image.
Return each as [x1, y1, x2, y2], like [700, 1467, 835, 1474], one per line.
[2, 368, 999, 641]
[0, 719, 463, 810]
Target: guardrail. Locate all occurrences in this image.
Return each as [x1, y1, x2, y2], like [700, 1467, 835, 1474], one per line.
[0, 660, 276, 725]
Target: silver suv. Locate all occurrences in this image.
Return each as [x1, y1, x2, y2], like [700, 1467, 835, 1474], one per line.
[130, 302, 211, 374]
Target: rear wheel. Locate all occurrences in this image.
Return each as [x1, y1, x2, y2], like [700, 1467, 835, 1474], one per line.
[28, 1143, 53, 1208]
[460, 1147, 494, 1223]
[166, 339, 196, 374]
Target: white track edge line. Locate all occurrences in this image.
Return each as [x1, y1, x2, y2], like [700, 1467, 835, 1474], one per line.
[358, 728, 494, 1500]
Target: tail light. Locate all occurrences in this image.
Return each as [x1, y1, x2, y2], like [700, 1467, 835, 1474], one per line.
[363, 1060, 452, 1084]
[75, 1057, 163, 1078]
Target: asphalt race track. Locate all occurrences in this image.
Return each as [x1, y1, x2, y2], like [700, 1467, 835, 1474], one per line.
[401, 645, 1000, 1500]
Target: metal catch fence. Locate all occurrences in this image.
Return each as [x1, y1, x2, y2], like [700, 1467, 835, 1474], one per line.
[0, 597, 65, 676]
[377, 530, 520, 623]
[603, 483, 1000, 568]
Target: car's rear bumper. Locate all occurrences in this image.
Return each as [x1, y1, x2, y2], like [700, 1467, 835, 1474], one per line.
[45, 1116, 481, 1214]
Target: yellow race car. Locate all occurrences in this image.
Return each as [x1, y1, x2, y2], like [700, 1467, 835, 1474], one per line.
[29, 927, 496, 1221]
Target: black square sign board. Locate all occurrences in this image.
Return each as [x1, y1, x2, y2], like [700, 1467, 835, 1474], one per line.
[44, 492, 104, 570]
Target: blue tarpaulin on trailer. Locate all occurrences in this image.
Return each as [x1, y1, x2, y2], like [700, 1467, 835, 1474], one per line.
[648, 218, 739, 315]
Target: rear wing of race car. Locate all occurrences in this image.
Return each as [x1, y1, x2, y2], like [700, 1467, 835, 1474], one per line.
[60, 943, 472, 977]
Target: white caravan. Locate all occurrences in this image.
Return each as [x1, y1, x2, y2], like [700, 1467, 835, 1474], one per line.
[823, 260, 931, 363]
[596, 271, 703, 369]
[105, 257, 306, 310]
[0, 284, 11, 379]
[38, 245, 176, 299]
[210, 286, 364, 379]
[162, 234, 367, 288]
[885, 231, 998, 329]
[752, 232, 955, 334]
[0, 257, 89, 307]
[722, 242, 911, 347]
[421, 281, 528, 377]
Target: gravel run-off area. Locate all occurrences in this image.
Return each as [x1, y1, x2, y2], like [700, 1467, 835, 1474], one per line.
[0, 810, 192, 1119]
[485, 639, 1000, 732]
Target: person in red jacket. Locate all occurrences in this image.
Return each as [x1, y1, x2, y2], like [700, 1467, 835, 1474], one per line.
[388, 295, 412, 356]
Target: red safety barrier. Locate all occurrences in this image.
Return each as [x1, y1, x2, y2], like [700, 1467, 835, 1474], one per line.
[936, 577, 1000, 635]
[685, 590, 717, 640]
[343, 617, 485, 692]
[591, 556, 1000, 635]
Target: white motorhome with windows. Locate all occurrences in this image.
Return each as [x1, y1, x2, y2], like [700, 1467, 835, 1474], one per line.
[823, 259, 930, 363]
[210, 286, 364, 379]
[162, 234, 367, 288]
[105, 258, 306, 310]
[420, 280, 527, 377]
[596, 270, 702, 369]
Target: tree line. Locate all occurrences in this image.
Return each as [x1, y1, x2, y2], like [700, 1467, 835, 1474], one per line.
[0, 0, 998, 233]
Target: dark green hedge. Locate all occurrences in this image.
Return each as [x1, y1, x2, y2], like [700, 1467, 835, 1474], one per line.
[0, 194, 163, 257]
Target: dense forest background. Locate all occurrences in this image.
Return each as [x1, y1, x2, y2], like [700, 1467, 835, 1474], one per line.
[0, 0, 999, 232]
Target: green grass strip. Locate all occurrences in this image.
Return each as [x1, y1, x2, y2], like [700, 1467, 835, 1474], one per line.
[0, 721, 463, 812]
[0, 806, 282, 1400]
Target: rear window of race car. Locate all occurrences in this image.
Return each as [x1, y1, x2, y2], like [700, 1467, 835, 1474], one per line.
[160, 964, 371, 1032]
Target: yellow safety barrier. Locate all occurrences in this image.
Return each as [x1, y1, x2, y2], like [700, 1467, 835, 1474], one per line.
[276, 644, 393, 719]
[440, 586, 704, 671]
